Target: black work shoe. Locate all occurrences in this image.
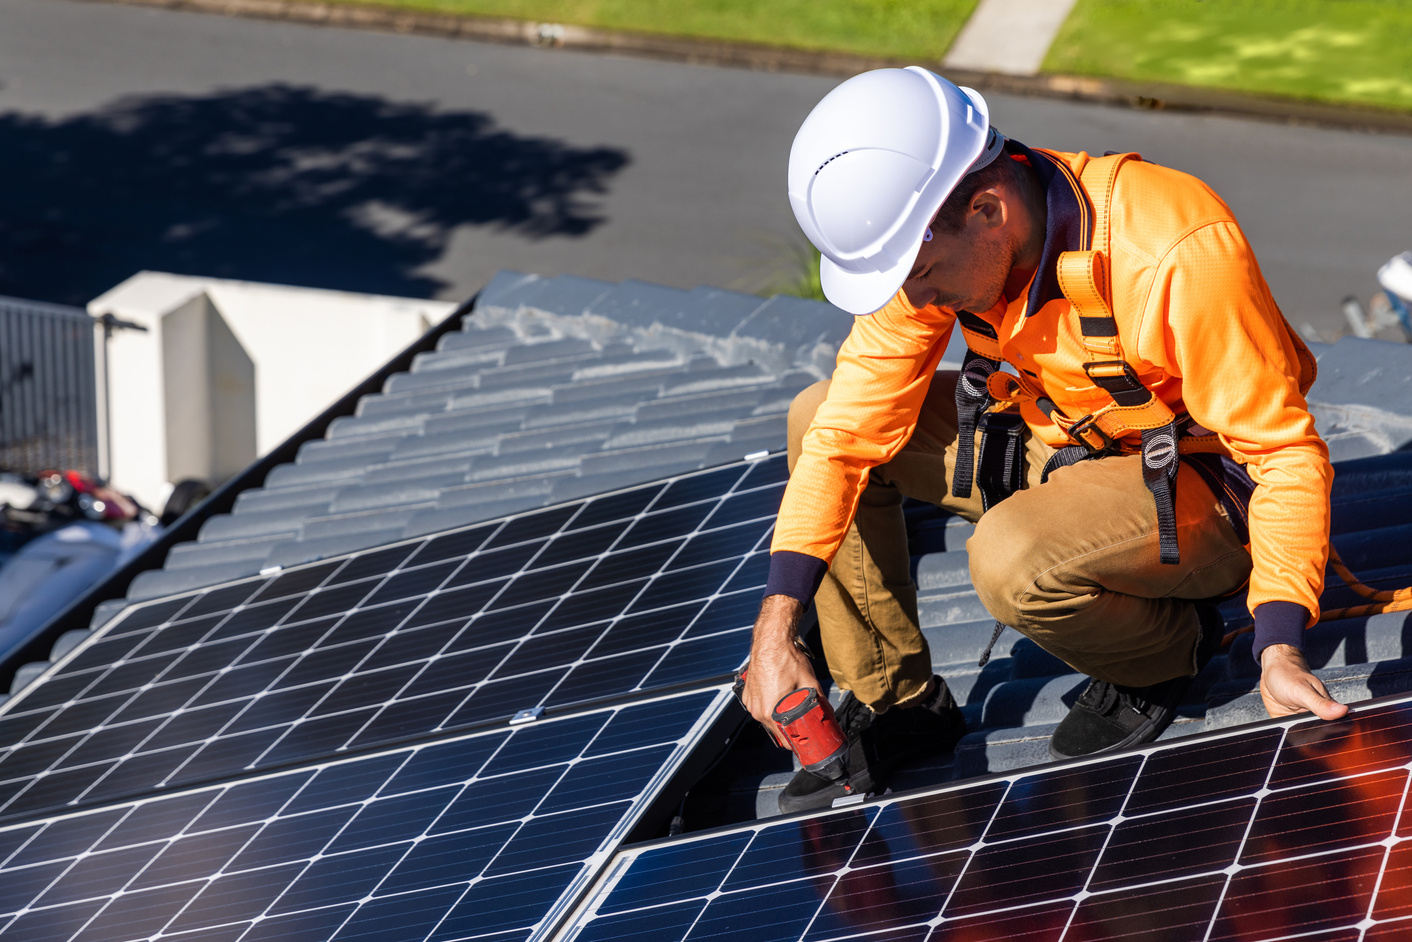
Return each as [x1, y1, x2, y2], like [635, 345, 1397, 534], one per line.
[777, 676, 967, 814]
[1049, 604, 1225, 760]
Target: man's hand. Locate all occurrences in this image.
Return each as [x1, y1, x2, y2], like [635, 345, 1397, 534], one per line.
[741, 595, 819, 732]
[1259, 644, 1348, 721]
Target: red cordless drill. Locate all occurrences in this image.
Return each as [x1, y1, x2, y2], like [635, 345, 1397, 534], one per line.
[734, 670, 851, 784]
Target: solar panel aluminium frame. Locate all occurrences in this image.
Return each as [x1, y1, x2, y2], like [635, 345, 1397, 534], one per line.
[0, 457, 784, 822]
[556, 690, 1412, 942]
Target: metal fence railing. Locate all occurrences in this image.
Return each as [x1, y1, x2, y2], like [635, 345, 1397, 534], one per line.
[0, 295, 99, 477]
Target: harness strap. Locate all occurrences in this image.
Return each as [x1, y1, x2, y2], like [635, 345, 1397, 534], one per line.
[1057, 250, 1123, 360]
[951, 154, 1187, 561]
[1080, 154, 1124, 260]
[1054, 155, 1183, 565]
[955, 309, 1005, 360]
[1083, 357, 1179, 562]
[1041, 444, 1095, 484]
[951, 346, 998, 500]
[976, 411, 1027, 511]
[1141, 422, 1182, 564]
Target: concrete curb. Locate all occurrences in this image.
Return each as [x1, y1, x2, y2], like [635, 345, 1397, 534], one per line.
[78, 0, 1412, 135]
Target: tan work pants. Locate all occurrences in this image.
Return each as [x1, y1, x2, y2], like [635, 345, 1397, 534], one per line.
[788, 374, 1251, 713]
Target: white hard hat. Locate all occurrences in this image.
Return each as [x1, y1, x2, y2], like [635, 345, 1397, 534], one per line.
[788, 67, 1001, 315]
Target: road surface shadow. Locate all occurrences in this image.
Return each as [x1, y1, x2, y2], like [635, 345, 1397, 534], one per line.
[0, 84, 631, 305]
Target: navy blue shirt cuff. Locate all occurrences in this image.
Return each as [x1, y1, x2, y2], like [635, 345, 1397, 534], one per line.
[1251, 600, 1310, 665]
[763, 551, 828, 603]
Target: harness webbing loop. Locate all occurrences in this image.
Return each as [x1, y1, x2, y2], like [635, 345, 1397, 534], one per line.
[1140, 420, 1182, 565]
[976, 411, 1027, 511]
[951, 348, 998, 499]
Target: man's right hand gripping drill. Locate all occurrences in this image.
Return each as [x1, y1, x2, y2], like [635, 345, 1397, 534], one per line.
[741, 595, 820, 728]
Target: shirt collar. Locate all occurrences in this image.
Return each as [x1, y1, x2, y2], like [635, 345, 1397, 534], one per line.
[1004, 139, 1091, 317]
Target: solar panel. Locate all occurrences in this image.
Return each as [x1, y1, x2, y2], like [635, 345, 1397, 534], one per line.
[0, 457, 785, 822]
[562, 694, 1412, 942]
[0, 686, 732, 942]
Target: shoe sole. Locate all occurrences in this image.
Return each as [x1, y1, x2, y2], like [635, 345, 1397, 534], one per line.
[777, 781, 862, 815]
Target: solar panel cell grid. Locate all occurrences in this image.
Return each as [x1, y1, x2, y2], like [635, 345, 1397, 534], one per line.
[0, 688, 728, 942]
[566, 696, 1412, 942]
[0, 459, 785, 822]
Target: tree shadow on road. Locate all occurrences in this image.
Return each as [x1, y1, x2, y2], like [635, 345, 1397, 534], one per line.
[0, 84, 631, 305]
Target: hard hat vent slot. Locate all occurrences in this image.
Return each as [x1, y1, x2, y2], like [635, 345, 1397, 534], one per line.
[815, 151, 849, 176]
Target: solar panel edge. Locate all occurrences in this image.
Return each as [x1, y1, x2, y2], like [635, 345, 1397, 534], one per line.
[529, 687, 742, 942]
[553, 852, 638, 942]
[557, 690, 1412, 942]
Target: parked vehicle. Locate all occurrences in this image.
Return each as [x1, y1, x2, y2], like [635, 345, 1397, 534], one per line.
[0, 471, 162, 657]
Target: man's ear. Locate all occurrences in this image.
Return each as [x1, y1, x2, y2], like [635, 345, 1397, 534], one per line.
[967, 188, 1007, 231]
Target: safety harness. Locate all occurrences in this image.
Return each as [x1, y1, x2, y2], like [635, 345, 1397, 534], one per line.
[950, 153, 1233, 566]
[947, 152, 1412, 667]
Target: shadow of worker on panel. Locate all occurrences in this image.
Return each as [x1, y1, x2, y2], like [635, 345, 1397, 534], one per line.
[0, 84, 632, 305]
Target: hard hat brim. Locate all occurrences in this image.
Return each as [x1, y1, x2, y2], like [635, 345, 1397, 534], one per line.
[819, 229, 926, 316]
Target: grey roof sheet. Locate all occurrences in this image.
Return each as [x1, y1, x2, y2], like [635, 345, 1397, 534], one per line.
[1306, 337, 1412, 460]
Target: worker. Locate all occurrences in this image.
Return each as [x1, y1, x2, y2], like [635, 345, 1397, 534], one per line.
[740, 67, 1349, 814]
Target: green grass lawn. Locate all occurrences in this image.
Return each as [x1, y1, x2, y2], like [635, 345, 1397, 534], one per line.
[1045, 0, 1412, 111]
[358, 0, 978, 61]
[328, 0, 1412, 112]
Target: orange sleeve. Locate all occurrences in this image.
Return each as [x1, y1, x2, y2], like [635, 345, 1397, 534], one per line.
[769, 295, 956, 566]
[1154, 220, 1332, 625]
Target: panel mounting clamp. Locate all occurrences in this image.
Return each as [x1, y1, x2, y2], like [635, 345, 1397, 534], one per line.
[510, 706, 545, 725]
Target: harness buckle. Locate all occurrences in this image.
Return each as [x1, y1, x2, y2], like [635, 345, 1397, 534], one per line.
[1082, 359, 1141, 386]
[1065, 413, 1115, 455]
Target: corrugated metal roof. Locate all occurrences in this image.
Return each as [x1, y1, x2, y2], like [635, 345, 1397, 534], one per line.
[117, 272, 855, 605]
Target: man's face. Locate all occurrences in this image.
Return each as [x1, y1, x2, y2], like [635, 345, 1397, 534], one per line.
[900, 221, 1014, 315]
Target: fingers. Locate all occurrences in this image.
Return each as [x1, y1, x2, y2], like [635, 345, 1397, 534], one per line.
[1290, 677, 1349, 721]
[741, 647, 817, 728]
[1259, 657, 1349, 721]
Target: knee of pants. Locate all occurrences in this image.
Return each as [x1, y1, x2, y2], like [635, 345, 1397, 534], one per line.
[787, 379, 832, 472]
[967, 504, 1048, 628]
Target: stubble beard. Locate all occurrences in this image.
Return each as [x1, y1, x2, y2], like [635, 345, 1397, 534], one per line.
[964, 235, 1019, 314]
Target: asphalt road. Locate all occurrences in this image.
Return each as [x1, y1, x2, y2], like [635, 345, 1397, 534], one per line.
[1, 0, 1409, 338]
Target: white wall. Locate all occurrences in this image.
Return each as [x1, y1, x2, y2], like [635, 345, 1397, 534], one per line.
[88, 272, 457, 513]
[160, 292, 258, 487]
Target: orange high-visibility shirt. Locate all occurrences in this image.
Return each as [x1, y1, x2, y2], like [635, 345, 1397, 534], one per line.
[765, 144, 1332, 655]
